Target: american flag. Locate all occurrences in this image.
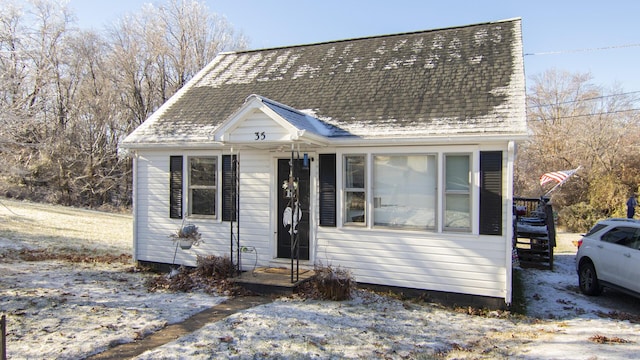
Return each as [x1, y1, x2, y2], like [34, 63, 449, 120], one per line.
[540, 168, 578, 186]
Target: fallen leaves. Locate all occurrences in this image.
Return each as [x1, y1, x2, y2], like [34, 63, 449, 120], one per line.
[589, 334, 632, 344]
[219, 335, 233, 343]
[5, 248, 131, 264]
[597, 310, 640, 324]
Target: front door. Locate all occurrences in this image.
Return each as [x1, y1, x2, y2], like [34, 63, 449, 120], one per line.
[277, 158, 310, 260]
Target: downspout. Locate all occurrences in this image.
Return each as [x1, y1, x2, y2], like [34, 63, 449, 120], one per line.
[505, 140, 516, 306]
[131, 151, 139, 262]
[235, 151, 240, 275]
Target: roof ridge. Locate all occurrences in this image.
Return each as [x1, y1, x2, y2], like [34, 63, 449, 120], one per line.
[256, 95, 308, 116]
[219, 17, 521, 55]
[253, 95, 334, 137]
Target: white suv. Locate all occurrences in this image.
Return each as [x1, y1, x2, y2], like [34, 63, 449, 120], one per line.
[576, 218, 640, 298]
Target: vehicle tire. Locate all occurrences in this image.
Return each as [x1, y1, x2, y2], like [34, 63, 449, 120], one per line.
[578, 261, 602, 296]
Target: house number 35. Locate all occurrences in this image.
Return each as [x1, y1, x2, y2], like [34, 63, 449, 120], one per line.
[254, 131, 266, 140]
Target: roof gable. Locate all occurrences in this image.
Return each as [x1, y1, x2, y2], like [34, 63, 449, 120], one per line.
[215, 95, 330, 146]
[122, 18, 526, 147]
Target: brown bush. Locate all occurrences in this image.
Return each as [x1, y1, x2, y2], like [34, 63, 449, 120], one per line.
[196, 254, 235, 278]
[311, 265, 355, 301]
[144, 255, 242, 295]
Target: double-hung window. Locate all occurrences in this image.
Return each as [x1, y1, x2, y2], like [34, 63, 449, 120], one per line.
[444, 154, 471, 231]
[344, 155, 366, 225]
[188, 157, 217, 217]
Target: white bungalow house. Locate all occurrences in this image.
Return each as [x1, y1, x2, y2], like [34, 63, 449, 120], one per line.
[120, 18, 527, 308]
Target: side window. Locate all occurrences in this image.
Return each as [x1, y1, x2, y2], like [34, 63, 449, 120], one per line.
[188, 157, 217, 216]
[601, 226, 636, 248]
[344, 155, 366, 225]
[444, 154, 471, 231]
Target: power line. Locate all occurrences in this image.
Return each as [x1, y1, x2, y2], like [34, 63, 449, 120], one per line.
[524, 43, 640, 56]
[529, 107, 640, 120]
[527, 91, 640, 109]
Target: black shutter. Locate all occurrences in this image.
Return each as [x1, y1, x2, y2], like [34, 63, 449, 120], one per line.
[480, 151, 503, 235]
[169, 156, 183, 219]
[319, 154, 337, 227]
[222, 155, 237, 221]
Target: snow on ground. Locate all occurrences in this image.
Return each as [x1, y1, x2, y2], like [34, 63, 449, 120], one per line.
[2, 199, 640, 359]
[135, 245, 640, 360]
[0, 200, 226, 359]
[0, 260, 224, 359]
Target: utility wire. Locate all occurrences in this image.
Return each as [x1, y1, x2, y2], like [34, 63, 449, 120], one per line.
[524, 43, 640, 56]
[529, 107, 640, 120]
[528, 91, 640, 109]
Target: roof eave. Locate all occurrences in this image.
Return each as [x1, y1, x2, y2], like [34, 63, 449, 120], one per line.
[119, 140, 225, 151]
[327, 133, 528, 147]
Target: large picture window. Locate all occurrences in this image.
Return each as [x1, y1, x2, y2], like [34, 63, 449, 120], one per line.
[444, 154, 470, 231]
[337, 151, 477, 232]
[189, 157, 217, 216]
[373, 155, 436, 229]
[344, 155, 366, 225]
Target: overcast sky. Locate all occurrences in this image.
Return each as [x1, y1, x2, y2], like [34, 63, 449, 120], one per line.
[68, 0, 640, 93]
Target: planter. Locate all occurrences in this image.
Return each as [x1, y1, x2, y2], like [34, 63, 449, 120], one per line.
[179, 239, 193, 250]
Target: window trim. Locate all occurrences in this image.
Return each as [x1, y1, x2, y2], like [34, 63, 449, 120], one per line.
[338, 150, 479, 233]
[187, 156, 218, 218]
[443, 153, 472, 232]
[343, 154, 367, 226]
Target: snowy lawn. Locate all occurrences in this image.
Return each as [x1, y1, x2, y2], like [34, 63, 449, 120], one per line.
[136, 242, 640, 360]
[2, 199, 640, 359]
[0, 200, 225, 359]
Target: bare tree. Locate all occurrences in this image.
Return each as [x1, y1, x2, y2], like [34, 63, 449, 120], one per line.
[108, 0, 247, 129]
[517, 69, 640, 230]
[0, 0, 247, 209]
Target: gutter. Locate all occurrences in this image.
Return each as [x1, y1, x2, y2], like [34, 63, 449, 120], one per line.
[120, 133, 527, 151]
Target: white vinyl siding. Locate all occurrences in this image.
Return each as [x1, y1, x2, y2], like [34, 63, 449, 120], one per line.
[133, 150, 272, 267]
[132, 143, 511, 301]
[314, 227, 506, 298]
[227, 111, 291, 143]
[235, 151, 271, 263]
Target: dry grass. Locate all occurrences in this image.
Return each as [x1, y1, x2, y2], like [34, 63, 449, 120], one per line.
[0, 198, 131, 255]
[1, 247, 131, 263]
[555, 231, 582, 254]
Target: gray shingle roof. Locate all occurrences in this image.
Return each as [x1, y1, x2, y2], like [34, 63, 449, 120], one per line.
[122, 18, 526, 146]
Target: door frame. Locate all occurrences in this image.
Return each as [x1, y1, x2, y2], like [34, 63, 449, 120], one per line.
[271, 153, 316, 262]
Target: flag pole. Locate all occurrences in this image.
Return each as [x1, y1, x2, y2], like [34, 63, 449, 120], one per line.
[543, 165, 581, 197]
